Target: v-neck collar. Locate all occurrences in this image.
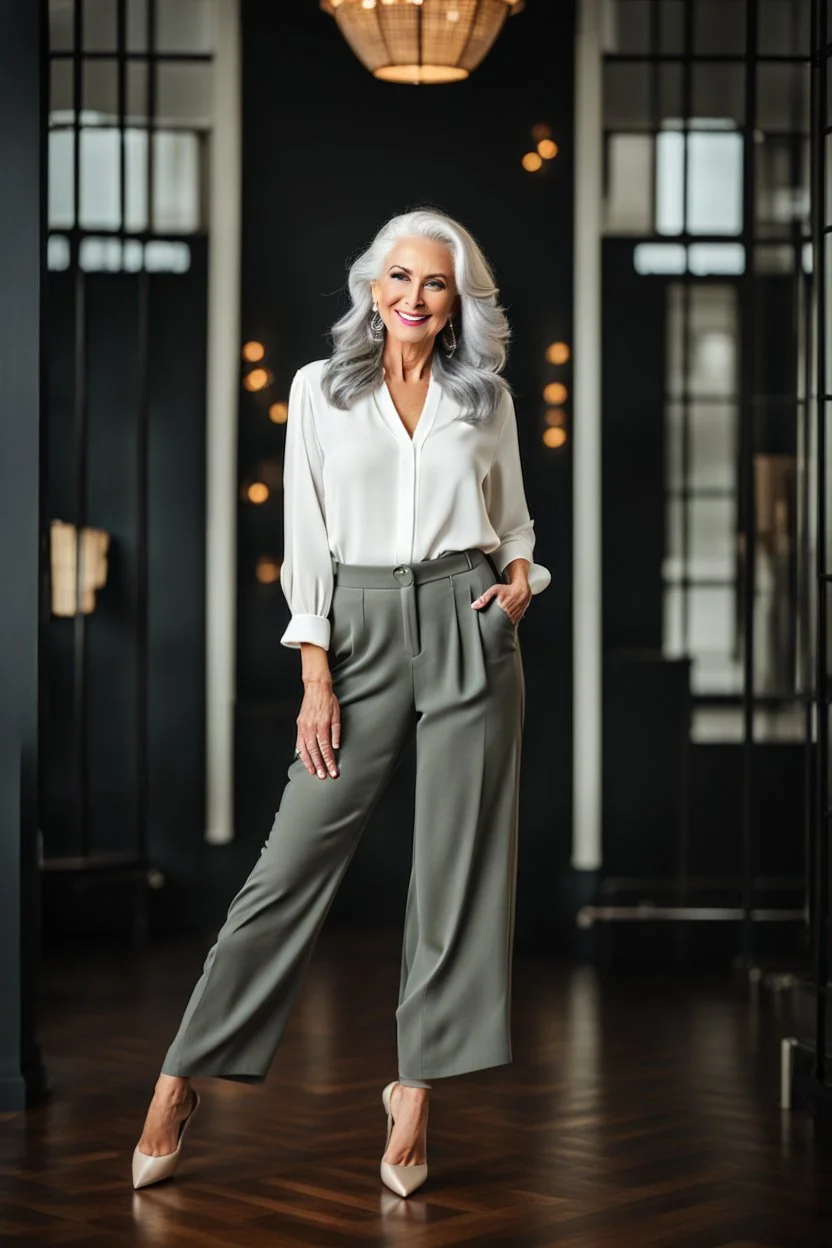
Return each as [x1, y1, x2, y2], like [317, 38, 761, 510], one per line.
[374, 366, 442, 450]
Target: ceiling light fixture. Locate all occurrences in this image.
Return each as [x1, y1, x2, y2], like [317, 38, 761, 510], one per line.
[320, 0, 525, 85]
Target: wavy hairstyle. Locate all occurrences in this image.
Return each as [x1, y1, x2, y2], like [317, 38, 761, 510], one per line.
[320, 208, 512, 426]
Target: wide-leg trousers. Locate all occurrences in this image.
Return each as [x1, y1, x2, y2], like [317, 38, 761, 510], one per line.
[161, 546, 525, 1084]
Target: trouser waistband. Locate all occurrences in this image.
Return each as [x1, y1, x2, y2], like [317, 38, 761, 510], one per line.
[331, 546, 497, 589]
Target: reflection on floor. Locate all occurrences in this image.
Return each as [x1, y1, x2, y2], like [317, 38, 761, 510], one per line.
[0, 928, 829, 1246]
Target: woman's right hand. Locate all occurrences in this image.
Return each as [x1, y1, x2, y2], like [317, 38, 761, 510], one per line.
[296, 656, 341, 779]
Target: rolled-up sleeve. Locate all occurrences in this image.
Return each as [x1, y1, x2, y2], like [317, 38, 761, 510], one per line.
[279, 368, 334, 649]
[485, 393, 552, 596]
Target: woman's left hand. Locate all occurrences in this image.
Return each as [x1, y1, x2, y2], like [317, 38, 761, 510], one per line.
[471, 579, 532, 626]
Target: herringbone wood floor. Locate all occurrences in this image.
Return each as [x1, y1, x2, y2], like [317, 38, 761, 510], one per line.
[0, 929, 829, 1246]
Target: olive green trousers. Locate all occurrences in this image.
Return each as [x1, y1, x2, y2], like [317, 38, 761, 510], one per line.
[161, 546, 525, 1084]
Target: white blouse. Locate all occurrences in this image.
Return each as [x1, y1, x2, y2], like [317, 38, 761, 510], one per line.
[279, 358, 551, 650]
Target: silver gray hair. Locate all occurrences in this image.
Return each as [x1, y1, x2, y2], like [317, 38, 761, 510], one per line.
[321, 208, 513, 426]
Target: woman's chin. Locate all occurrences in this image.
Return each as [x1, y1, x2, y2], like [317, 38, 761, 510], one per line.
[384, 324, 436, 348]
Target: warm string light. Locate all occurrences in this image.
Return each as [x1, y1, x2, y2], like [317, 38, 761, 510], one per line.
[256, 557, 282, 584]
[243, 367, 272, 392]
[546, 341, 570, 365]
[524, 123, 558, 173]
[246, 482, 269, 504]
[242, 340, 265, 362]
[269, 401, 289, 424]
[543, 381, 568, 405]
[543, 339, 570, 450]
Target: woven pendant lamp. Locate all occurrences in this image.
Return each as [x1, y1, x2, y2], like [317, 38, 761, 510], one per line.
[320, 0, 525, 85]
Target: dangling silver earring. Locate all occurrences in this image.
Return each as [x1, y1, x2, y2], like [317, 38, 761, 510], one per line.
[442, 316, 458, 357]
[370, 301, 385, 340]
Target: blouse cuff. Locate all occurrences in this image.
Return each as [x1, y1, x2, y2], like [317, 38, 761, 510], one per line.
[280, 613, 331, 651]
[492, 541, 552, 595]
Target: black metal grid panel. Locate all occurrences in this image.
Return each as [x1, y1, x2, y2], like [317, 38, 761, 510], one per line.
[806, 0, 832, 1105]
[595, 1, 812, 961]
[44, 0, 212, 934]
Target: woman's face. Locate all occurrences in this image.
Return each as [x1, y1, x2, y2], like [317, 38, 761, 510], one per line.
[370, 236, 459, 349]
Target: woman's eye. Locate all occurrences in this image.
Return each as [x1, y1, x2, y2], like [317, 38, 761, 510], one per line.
[390, 272, 444, 290]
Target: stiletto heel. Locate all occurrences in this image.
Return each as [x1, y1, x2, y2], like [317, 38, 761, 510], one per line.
[380, 1081, 429, 1197]
[132, 1088, 201, 1190]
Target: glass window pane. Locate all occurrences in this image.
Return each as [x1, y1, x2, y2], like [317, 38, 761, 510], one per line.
[668, 402, 738, 496]
[80, 237, 125, 271]
[47, 235, 71, 271]
[659, 63, 683, 127]
[687, 133, 744, 235]
[663, 502, 736, 587]
[666, 405, 684, 494]
[691, 498, 735, 578]
[694, 0, 745, 54]
[604, 63, 651, 129]
[665, 496, 684, 568]
[633, 242, 687, 274]
[756, 136, 810, 235]
[759, 0, 810, 57]
[691, 655, 742, 695]
[156, 62, 213, 127]
[83, 60, 118, 124]
[689, 585, 735, 652]
[79, 128, 121, 228]
[83, 0, 117, 51]
[688, 284, 739, 396]
[656, 131, 684, 235]
[152, 131, 201, 232]
[127, 0, 147, 52]
[754, 245, 796, 273]
[666, 282, 686, 399]
[691, 63, 744, 128]
[690, 404, 737, 489]
[48, 129, 75, 229]
[608, 0, 652, 53]
[825, 242, 832, 395]
[687, 243, 745, 275]
[156, 0, 213, 53]
[663, 585, 684, 656]
[49, 0, 74, 50]
[758, 65, 810, 134]
[127, 62, 147, 125]
[125, 127, 149, 231]
[604, 134, 653, 234]
[50, 59, 74, 120]
[145, 240, 192, 272]
[659, 0, 684, 53]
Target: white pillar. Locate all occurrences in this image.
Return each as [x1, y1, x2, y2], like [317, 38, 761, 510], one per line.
[204, 0, 241, 844]
[572, 0, 603, 871]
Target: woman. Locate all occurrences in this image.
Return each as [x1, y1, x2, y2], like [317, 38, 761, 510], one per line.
[132, 208, 551, 1199]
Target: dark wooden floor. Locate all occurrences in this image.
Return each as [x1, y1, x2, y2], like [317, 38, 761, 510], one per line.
[0, 929, 830, 1246]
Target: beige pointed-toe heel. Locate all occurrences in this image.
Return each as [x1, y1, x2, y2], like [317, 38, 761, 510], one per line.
[380, 1081, 429, 1198]
[132, 1088, 200, 1190]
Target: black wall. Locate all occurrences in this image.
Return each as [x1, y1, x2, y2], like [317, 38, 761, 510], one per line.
[234, 0, 576, 952]
[0, 0, 46, 1108]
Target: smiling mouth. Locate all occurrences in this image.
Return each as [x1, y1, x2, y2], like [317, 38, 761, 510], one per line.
[395, 309, 430, 325]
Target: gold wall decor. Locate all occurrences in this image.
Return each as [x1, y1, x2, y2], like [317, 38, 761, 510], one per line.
[50, 521, 110, 616]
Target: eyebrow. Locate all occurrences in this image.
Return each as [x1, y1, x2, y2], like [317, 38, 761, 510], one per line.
[388, 265, 449, 280]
